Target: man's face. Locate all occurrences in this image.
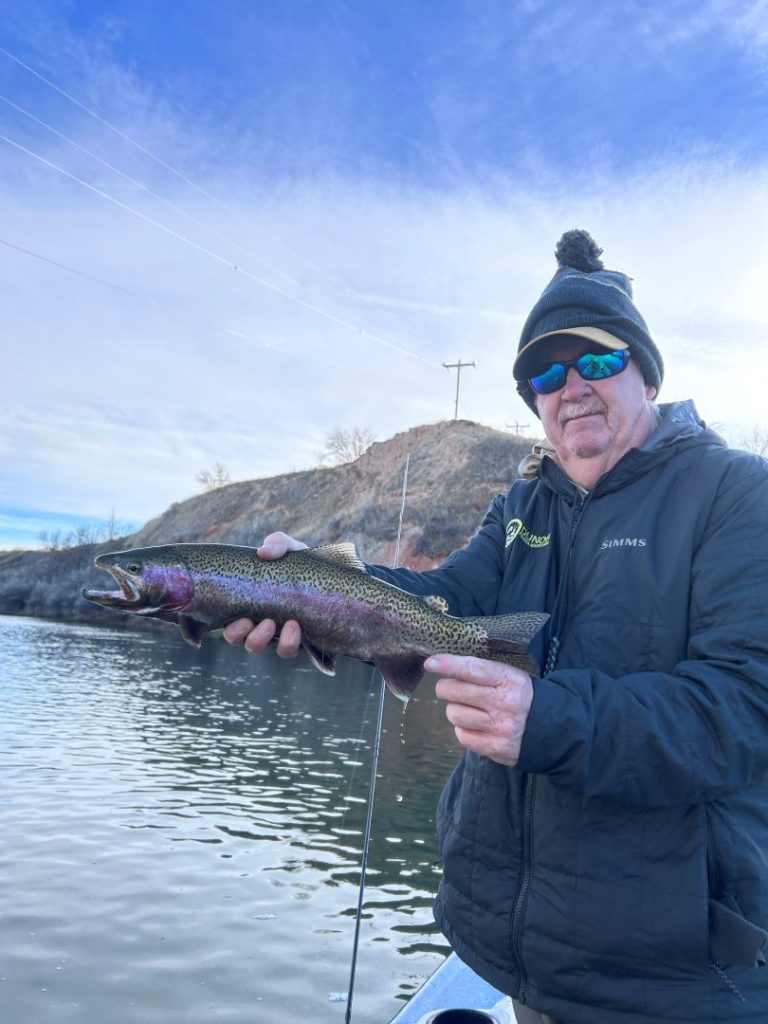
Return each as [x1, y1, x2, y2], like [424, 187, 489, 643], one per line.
[532, 337, 657, 481]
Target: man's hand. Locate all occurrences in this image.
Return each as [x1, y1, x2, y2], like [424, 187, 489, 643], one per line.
[426, 654, 534, 766]
[223, 532, 307, 657]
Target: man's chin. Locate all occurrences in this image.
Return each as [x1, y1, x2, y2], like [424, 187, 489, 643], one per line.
[559, 420, 611, 459]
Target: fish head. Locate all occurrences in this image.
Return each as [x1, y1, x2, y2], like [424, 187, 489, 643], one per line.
[82, 547, 195, 616]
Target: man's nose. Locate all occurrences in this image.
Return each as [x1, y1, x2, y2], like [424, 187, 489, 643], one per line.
[561, 366, 591, 399]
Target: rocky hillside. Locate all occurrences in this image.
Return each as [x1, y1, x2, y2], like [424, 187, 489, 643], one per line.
[0, 419, 534, 624]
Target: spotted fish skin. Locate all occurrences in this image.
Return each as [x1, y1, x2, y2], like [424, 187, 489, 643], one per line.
[83, 542, 548, 701]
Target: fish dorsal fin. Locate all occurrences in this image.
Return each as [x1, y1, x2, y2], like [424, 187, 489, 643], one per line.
[422, 594, 449, 614]
[308, 542, 366, 572]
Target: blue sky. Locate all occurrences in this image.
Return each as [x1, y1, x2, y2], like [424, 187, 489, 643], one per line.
[2, 1, 768, 549]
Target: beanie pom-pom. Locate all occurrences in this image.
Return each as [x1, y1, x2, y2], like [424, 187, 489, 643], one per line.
[555, 229, 604, 273]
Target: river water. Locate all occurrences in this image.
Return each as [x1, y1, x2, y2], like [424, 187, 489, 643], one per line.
[0, 614, 463, 1024]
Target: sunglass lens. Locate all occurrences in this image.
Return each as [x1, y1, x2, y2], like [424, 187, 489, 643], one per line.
[529, 363, 566, 395]
[577, 351, 628, 380]
[528, 349, 629, 395]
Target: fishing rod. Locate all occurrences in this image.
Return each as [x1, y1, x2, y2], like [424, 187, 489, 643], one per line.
[344, 454, 410, 1024]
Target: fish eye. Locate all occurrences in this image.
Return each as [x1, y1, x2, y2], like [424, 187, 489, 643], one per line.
[125, 562, 142, 574]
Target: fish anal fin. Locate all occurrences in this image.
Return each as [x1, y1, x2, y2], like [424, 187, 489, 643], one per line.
[422, 594, 449, 614]
[373, 654, 425, 703]
[307, 543, 366, 572]
[302, 640, 336, 676]
[179, 614, 208, 648]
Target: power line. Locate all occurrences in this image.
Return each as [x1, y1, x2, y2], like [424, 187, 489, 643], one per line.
[0, 234, 295, 355]
[0, 86, 382, 318]
[0, 45, 441, 368]
[0, 129, 441, 367]
[0, 43, 378, 295]
[0, 44, 243, 216]
[0, 232, 371, 378]
[0, 90, 307, 293]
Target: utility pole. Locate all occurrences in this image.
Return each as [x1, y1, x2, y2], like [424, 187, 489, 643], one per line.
[443, 359, 476, 420]
[506, 421, 531, 436]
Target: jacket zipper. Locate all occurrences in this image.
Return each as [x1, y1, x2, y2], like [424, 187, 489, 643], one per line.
[545, 493, 587, 670]
[510, 493, 586, 1000]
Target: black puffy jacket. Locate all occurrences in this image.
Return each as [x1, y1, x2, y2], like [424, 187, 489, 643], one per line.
[371, 401, 768, 1023]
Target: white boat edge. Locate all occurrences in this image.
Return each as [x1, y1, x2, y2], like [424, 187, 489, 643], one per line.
[386, 952, 518, 1024]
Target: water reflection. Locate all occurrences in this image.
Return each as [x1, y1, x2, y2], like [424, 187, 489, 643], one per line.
[0, 615, 459, 1023]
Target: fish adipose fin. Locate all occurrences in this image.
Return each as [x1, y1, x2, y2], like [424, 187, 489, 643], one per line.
[179, 614, 208, 648]
[373, 654, 425, 703]
[309, 543, 366, 572]
[422, 594, 449, 614]
[302, 640, 337, 676]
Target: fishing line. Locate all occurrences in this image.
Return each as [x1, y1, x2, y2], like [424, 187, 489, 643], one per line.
[338, 451, 411, 823]
[344, 454, 410, 1024]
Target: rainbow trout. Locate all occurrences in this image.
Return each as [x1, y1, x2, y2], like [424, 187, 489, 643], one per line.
[82, 542, 548, 701]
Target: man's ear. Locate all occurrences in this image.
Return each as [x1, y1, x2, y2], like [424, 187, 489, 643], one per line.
[646, 385, 658, 400]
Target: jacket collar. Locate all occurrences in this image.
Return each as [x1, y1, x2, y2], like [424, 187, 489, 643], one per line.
[534, 400, 722, 498]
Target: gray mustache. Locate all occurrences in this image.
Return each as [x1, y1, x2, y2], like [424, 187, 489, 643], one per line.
[559, 402, 606, 426]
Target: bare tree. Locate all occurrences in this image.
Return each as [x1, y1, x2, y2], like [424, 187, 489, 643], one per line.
[320, 427, 376, 465]
[100, 509, 136, 541]
[104, 507, 118, 541]
[38, 516, 134, 551]
[196, 461, 233, 491]
[738, 426, 768, 458]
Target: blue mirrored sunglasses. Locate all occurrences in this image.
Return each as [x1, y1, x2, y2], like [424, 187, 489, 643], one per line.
[528, 349, 630, 395]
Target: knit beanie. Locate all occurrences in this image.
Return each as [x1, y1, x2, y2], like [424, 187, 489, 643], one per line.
[513, 230, 664, 415]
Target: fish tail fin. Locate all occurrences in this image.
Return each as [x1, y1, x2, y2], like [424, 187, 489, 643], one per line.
[465, 611, 549, 675]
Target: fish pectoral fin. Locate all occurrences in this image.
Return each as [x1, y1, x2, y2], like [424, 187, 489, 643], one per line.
[178, 614, 208, 648]
[302, 640, 337, 676]
[373, 654, 425, 703]
[307, 543, 366, 572]
[422, 594, 449, 614]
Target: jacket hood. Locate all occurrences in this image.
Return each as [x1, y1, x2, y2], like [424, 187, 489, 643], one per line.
[643, 399, 721, 452]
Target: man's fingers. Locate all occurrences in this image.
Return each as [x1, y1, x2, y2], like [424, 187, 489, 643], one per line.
[425, 654, 509, 686]
[275, 620, 302, 658]
[435, 677, 494, 709]
[244, 619, 279, 653]
[223, 615, 303, 658]
[428, 654, 534, 768]
[258, 532, 307, 560]
[444, 701, 491, 733]
[224, 618, 255, 644]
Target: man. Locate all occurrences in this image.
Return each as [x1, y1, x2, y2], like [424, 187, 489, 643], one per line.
[225, 231, 768, 1023]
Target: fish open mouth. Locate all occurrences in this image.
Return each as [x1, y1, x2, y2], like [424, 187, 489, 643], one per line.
[82, 565, 142, 608]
